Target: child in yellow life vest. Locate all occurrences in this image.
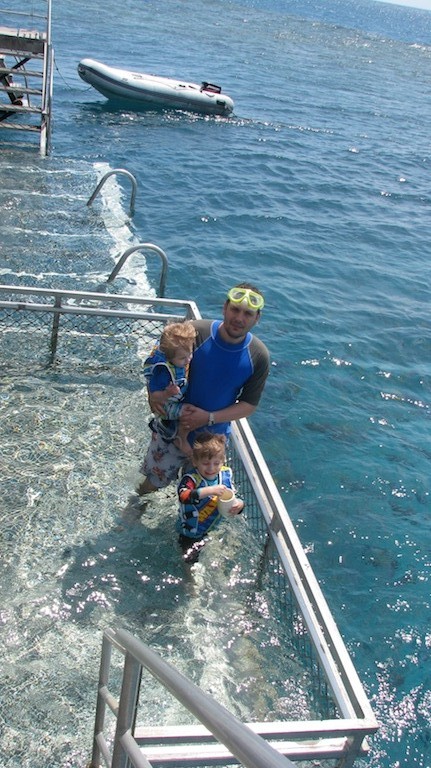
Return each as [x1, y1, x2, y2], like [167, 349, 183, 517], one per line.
[176, 432, 244, 563]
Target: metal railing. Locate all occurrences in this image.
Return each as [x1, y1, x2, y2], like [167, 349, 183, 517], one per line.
[0, 284, 379, 767]
[89, 627, 296, 768]
[0, 284, 199, 365]
[231, 417, 373, 721]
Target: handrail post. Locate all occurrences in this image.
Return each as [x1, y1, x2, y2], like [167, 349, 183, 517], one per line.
[49, 294, 61, 362]
[89, 633, 113, 768]
[111, 652, 142, 768]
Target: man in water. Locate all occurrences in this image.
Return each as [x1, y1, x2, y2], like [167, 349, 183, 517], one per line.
[135, 282, 270, 500]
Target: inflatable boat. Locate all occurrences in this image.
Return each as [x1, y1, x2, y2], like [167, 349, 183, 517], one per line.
[77, 59, 234, 116]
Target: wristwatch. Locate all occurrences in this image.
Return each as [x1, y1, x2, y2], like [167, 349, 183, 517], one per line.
[208, 412, 215, 426]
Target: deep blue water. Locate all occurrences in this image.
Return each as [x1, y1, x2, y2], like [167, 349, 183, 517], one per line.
[1, 0, 431, 766]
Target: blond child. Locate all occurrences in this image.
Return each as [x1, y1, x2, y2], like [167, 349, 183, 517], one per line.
[143, 320, 196, 454]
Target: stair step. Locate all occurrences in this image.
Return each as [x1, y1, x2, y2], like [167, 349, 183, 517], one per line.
[0, 120, 41, 132]
[0, 67, 44, 78]
[2, 85, 43, 96]
[0, 102, 42, 113]
[0, 37, 45, 58]
[135, 739, 345, 766]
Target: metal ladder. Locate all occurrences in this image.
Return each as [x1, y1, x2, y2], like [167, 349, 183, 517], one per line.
[0, 0, 53, 155]
[86, 168, 169, 297]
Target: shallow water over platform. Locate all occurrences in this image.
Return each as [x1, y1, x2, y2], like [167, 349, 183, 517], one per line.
[1, 357, 329, 766]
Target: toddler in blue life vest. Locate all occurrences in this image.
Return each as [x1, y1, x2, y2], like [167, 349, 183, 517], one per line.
[176, 432, 244, 564]
[143, 320, 196, 454]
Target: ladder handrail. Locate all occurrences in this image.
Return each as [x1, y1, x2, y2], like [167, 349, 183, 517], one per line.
[90, 626, 296, 768]
[86, 169, 169, 296]
[87, 168, 138, 216]
[107, 243, 168, 297]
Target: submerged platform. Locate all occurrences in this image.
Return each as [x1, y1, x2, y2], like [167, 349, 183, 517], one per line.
[0, 282, 378, 767]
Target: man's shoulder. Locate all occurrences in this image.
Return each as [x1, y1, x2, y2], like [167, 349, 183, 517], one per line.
[192, 318, 213, 340]
[192, 318, 212, 330]
[249, 333, 270, 361]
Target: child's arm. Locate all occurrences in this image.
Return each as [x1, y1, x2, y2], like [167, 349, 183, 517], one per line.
[146, 365, 180, 416]
[197, 484, 227, 499]
[178, 475, 199, 504]
[178, 480, 227, 504]
[147, 365, 176, 393]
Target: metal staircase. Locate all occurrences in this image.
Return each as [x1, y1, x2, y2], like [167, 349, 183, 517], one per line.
[0, 1, 53, 155]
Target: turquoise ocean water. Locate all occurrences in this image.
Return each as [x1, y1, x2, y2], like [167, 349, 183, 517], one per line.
[1, 0, 431, 766]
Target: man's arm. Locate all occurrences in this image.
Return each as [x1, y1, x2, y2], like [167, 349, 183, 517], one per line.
[180, 401, 256, 431]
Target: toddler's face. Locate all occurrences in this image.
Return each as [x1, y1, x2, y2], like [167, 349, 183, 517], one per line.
[195, 452, 225, 480]
[171, 346, 192, 367]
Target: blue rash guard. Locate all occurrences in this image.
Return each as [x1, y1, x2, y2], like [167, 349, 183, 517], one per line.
[185, 319, 270, 440]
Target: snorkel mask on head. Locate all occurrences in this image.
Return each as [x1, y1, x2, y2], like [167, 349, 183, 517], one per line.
[227, 286, 265, 311]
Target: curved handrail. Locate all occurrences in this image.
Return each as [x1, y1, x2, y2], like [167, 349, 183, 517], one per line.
[107, 243, 168, 298]
[87, 168, 137, 215]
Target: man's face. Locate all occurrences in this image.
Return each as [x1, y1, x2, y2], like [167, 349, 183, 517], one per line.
[221, 300, 260, 341]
